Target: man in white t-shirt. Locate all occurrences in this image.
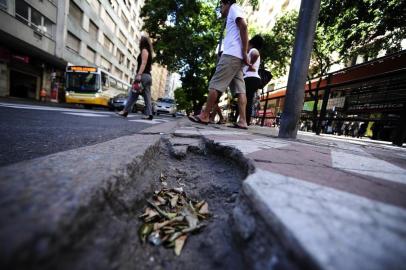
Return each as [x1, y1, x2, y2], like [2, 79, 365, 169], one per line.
[189, 0, 250, 129]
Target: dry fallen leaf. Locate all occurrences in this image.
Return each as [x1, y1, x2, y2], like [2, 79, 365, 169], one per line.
[199, 202, 209, 215]
[174, 235, 188, 256]
[170, 195, 179, 208]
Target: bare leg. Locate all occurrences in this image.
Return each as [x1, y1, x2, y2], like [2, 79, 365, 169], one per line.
[198, 89, 218, 122]
[209, 103, 219, 122]
[216, 106, 225, 123]
[237, 93, 247, 127]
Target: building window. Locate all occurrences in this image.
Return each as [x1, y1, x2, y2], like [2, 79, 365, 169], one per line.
[118, 30, 126, 46]
[15, 1, 55, 38]
[66, 31, 81, 53]
[85, 46, 96, 63]
[31, 7, 42, 27]
[114, 67, 123, 79]
[109, 0, 118, 11]
[43, 17, 54, 36]
[103, 34, 113, 53]
[69, 0, 83, 26]
[0, 0, 7, 11]
[126, 58, 130, 69]
[87, 0, 100, 13]
[121, 11, 129, 28]
[117, 49, 125, 65]
[130, 26, 135, 38]
[89, 20, 98, 41]
[101, 57, 112, 72]
[102, 9, 115, 33]
[15, 1, 29, 21]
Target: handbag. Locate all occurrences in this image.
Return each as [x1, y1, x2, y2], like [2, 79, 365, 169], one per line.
[258, 68, 273, 89]
[131, 79, 143, 93]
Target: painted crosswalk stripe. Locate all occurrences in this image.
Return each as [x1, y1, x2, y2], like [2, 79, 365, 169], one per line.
[331, 149, 406, 185]
[62, 112, 109, 117]
[129, 119, 169, 124]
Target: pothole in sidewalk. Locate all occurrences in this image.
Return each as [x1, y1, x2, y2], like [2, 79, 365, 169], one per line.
[119, 142, 246, 270]
[53, 139, 247, 270]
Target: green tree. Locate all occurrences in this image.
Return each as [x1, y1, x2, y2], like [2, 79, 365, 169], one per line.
[260, 11, 297, 77]
[319, 0, 406, 61]
[261, 11, 343, 132]
[140, 0, 221, 114]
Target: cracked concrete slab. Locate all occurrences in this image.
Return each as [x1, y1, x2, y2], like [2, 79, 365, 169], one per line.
[243, 169, 406, 270]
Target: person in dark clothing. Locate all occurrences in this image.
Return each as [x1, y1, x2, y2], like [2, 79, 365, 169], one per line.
[118, 36, 154, 119]
[243, 35, 264, 125]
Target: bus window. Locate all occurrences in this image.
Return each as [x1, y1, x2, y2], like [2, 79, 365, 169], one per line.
[66, 72, 100, 92]
[101, 72, 109, 89]
[110, 78, 117, 88]
[117, 82, 123, 90]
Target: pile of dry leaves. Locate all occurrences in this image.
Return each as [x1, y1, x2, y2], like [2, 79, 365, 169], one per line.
[138, 185, 211, 256]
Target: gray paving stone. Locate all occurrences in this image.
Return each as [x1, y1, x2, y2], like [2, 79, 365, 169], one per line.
[243, 169, 406, 270]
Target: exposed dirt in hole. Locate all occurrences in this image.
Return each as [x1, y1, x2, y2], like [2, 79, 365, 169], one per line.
[117, 144, 246, 270]
[48, 141, 247, 270]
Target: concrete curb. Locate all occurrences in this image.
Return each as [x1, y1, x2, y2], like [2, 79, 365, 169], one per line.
[0, 133, 162, 266]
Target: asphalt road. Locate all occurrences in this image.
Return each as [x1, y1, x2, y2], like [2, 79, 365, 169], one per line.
[0, 101, 178, 167]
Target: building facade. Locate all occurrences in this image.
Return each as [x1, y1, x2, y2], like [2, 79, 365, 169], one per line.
[242, 0, 300, 32]
[151, 63, 167, 101]
[164, 72, 181, 99]
[0, 0, 147, 101]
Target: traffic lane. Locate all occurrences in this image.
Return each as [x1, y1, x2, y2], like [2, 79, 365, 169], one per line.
[0, 106, 171, 167]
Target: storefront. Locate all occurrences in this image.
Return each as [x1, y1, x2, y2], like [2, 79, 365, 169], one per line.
[0, 44, 66, 102]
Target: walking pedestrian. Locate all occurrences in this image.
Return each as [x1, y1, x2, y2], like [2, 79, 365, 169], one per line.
[243, 35, 263, 126]
[118, 36, 154, 120]
[188, 0, 250, 129]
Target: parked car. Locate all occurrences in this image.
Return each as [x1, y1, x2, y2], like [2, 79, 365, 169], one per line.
[154, 98, 177, 117]
[109, 94, 145, 113]
[108, 94, 127, 111]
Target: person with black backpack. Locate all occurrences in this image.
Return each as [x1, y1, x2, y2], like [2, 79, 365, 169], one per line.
[243, 35, 264, 125]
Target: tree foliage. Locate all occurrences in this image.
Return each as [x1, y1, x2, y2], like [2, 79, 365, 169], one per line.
[259, 11, 297, 78]
[319, 0, 406, 60]
[140, 0, 221, 112]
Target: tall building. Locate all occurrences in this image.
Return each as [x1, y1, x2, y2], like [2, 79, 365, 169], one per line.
[0, 0, 145, 101]
[150, 63, 167, 101]
[164, 72, 181, 99]
[242, 0, 300, 32]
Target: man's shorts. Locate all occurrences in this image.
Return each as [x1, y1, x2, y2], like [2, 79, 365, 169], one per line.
[209, 54, 246, 94]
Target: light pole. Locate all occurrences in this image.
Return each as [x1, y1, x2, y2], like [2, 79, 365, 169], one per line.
[278, 0, 321, 138]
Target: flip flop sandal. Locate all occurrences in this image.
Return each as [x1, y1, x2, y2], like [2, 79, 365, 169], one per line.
[188, 115, 209, 125]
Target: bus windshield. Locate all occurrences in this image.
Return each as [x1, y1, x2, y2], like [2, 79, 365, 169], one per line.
[66, 72, 100, 92]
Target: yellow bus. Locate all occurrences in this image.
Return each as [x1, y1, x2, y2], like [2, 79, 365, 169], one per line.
[65, 65, 130, 110]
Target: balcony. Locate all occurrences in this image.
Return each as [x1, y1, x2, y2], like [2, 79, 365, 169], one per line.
[0, 10, 56, 56]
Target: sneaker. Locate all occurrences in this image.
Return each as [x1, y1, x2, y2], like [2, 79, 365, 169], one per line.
[142, 115, 153, 120]
[117, 111, 128, 117]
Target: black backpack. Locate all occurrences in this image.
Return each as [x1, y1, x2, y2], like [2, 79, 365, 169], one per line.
[258, 68, 273, 89]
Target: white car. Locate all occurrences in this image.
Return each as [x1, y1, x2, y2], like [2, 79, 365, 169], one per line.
[154, 98, 177, 117]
